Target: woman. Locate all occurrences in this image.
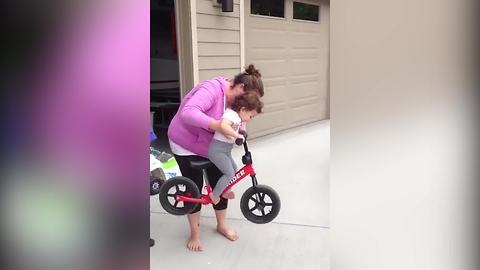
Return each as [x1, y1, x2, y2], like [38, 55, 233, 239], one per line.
[167, 64, 264, 251]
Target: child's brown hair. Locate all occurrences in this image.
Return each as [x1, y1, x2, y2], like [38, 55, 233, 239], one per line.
[231, 92, 263, 114]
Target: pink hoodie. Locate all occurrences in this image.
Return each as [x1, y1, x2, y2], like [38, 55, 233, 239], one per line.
[167, 77, 227, 157]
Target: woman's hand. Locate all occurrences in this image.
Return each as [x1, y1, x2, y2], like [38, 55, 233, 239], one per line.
[217, 118, 243, 140]
[226, 132, 243, 141]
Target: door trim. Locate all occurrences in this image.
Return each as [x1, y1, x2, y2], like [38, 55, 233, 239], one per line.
[175, 0, 196, 97]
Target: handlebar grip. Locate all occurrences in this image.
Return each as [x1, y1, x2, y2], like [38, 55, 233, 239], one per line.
[235, 137, 244, 146]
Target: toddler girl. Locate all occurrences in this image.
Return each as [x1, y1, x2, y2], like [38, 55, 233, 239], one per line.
[208, 92, 263, 204]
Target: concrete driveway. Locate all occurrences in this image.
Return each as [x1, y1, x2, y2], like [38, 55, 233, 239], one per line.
[150, 120, 330, 269]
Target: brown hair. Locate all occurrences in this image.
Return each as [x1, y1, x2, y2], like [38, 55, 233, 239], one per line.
[231, 92, 263, 114]
[233, 64, 264, 97]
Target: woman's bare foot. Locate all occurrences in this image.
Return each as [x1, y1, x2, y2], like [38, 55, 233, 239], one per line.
[187, 230, 203, 252]
[217, 225, 238, 241]
[209, 193, 220, 205]
[221, 191, 235, 200]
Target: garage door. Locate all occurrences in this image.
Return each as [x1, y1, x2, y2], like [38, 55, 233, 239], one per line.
[245, 0, 329, 137]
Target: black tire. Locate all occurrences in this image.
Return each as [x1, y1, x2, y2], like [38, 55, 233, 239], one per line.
[240, 184, 281, 224]
[150, 177, 162, 195]
[158, 176, 200, 215]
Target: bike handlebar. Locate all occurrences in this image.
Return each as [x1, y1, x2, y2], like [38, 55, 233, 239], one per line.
[238, 130, 248, 137]
[235, 130, 248, 146]
[235, 137, 244, 146]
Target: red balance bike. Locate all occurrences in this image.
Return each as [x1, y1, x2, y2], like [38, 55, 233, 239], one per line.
[158, 132, 281, 224]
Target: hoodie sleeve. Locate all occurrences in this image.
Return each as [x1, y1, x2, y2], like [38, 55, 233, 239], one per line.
[179, 83, 219, 131]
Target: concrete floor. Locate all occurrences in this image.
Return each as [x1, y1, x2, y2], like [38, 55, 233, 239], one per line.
[150, 120, 330, 269]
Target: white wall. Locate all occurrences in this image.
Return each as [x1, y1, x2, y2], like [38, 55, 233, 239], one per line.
[330, 0, 477, 270]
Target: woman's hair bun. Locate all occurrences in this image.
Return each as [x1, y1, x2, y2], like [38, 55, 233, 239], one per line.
[244, 64, 261, 78]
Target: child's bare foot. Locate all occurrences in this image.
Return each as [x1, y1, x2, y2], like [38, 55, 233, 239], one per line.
[217, 225, 238, 241]
[221, 191, 235, 200]
[187, 231, 203, 252]
[209, 193, 220, 205]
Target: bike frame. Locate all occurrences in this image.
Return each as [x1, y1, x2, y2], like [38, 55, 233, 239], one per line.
[176, 163, 256, 205]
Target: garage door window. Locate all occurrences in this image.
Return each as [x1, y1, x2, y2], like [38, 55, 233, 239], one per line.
[293, 1, 319, 22]
[251, 0, 285, 18]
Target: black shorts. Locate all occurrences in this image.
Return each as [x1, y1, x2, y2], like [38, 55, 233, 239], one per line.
[174, 154, 228, 213]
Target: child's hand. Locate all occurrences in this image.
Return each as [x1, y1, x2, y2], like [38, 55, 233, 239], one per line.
[227, 133, 242, 141]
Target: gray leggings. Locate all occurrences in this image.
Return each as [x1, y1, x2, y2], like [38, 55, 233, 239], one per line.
[208, 139, 238, 198]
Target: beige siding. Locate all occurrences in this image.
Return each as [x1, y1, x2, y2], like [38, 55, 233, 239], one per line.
[198, 42, 240, 56]
[197, 0, 241, 17]
[198, 56, 240, 69]
[195, 0, 242, 82]
[197, 13, 239, 30]
[198, 68, 239, 82]
[197, 28, 240, 43]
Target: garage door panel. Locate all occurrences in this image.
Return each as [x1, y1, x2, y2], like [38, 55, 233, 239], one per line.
[250, 61, 288, 78]
[247, 17, 288, 31]
[290, 117, 322, 129]
[290, 102, 325, 125]
[313, 82, 328, 100]
[291, 96, 321, 107]
[263, 102, 288, 113]
[290, 61, 326, 79]
[291, 21, 322, 33]
[248, 48, 288, 60]
[317, 78, 329, 99]
[289, 81, 320, 99]
[261, 84, 287, 105]
[246, 0, 329, 137]
[289, 33, 322, 47]
[263, 77, 288, 86]
[247, 29, 288, 48]
[291, 97, 328, 120]
[291, 59, 322, 75]
[291, 48, 321, 59]
[290, 73, 319, 84]
[247, 110, 288, 134]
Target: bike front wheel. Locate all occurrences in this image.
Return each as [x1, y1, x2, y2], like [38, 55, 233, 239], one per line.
[159, 176, 200, 215]
[240, 184, 281, 224]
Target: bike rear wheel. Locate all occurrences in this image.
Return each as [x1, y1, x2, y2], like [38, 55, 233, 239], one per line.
[150, 177, 163, 195]
[159, 176, 200, 215]
[240, 184, 281, 224]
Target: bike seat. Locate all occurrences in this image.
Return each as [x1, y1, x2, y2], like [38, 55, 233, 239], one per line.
[189, 158, 213, 170]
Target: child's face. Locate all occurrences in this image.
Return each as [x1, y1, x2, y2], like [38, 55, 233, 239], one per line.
[238, 108, 258, 122]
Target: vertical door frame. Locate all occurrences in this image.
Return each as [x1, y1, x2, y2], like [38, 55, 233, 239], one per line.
[174, 0, 197, 97]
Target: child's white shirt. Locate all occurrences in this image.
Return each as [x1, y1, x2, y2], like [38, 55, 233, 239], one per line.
[213, 108, 241, 144]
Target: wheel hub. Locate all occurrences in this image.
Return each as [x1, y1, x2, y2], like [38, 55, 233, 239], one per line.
[255, 198, 266, 212]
